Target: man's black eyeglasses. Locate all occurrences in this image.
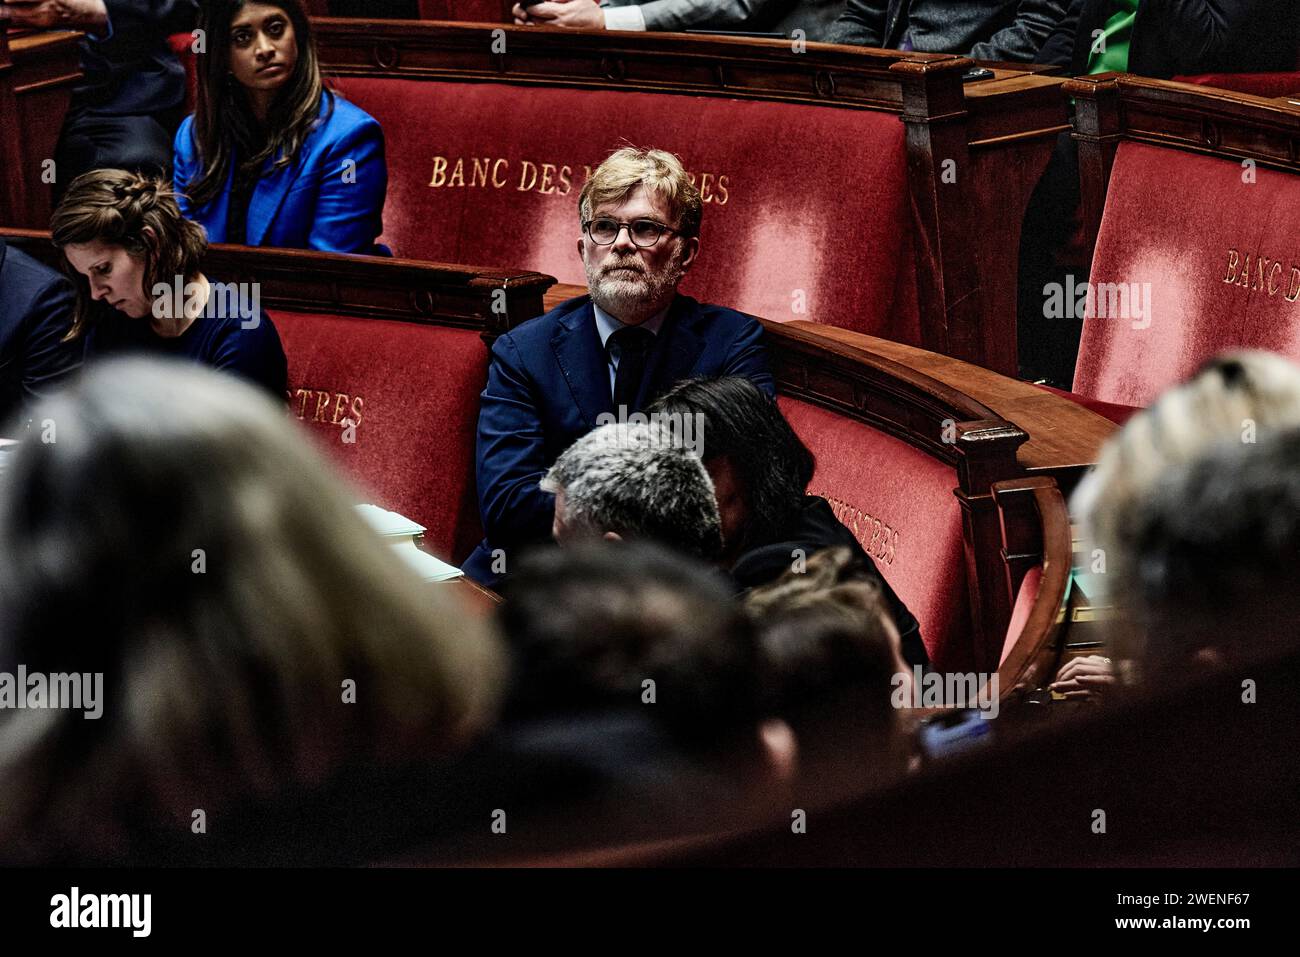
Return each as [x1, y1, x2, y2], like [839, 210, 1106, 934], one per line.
[583, 218, 680, 247]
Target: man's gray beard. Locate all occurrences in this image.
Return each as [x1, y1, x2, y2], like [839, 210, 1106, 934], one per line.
[586, 254, 684, 322]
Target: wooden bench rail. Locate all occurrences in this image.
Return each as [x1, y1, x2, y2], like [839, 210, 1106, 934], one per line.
[992, 476, 1072, 698]
[0, 228, 555, 340]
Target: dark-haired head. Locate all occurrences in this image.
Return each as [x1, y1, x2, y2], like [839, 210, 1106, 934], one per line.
[743, 547, 910, 788]
[185, 0, 328, 211]
[650, 376, 814, 561]
[497, 540, 760, 750]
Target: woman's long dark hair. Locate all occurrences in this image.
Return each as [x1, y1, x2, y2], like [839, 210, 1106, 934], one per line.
[184, 0, 332, 211]
[650, 376, 816, 551]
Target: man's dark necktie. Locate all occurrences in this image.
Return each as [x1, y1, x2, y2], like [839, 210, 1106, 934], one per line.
[609, 325, 656, 411]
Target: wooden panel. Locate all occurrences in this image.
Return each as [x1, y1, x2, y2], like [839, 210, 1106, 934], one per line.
[0, 30, 82, 229]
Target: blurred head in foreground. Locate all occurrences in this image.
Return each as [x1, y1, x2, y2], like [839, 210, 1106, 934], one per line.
[1077, 351, 1300, 573]
[0, 358, 505, 862]
[744, 547, 911, 786]
[498, 540, 758, 750]
[1121, 426, 1300, 678]
[1074, 351, 1300, 674]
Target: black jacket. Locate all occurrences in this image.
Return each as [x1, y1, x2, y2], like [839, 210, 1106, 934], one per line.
[1036, 0, 1300, 77]
[828, 0, 1069, 62]
[0, 240, 81, 427]
[730, 495, 928, 667]
[72, 0, 200, 117]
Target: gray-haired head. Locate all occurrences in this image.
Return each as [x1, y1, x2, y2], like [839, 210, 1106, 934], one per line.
[1122, 425, 1300, 672]
[542, 421, 722, 560]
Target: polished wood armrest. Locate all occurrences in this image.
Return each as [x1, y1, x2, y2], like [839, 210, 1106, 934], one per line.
[779, 321, 1115, 488]
[992, 475, 1072, 698]
[450, 576, 502, 610]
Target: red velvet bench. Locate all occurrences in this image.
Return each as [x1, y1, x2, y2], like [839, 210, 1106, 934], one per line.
[1050, 75, 1300, 416]
[249, 257, 1098, 674]
[1175, 71, 1300, 99]
[309, 18, 1069, 376]
[302, 1, 510, 19]
[757, 320, 1106, 674]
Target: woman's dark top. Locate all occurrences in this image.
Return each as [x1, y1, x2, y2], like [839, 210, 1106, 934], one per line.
[85, 285, 287, 400]
[730, 495, 928, 666]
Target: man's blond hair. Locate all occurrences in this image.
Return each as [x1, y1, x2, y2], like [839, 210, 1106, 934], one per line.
[579, 147, 703, 238]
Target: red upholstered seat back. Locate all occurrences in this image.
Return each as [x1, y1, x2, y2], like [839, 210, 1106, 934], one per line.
[168, 32, 197, 113]
[272, 310, 489, 564]
[1074, 141, 1300, 406]
[416, 0, 506, 19]
[999, 564, 1041, 667]
[1175, 72, 1300, 98]
[329, 78, 920, 342]
[777, 396, 972, 670]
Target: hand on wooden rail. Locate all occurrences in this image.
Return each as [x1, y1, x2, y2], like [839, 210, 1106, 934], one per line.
[0, 0, 109, 36]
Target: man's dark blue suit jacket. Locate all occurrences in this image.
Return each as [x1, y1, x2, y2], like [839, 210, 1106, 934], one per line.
[463, 293, 774, 585]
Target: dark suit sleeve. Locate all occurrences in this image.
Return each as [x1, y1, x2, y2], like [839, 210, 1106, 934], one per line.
[1034, 0, 1082, 67]
[102, 0, 200, 36]
[968, 0, 1070, 62]
[633, 0, 779, 31]
[1147, 0, 1279, 74]
[720, 317, 775, 396]
[476, 332, 557, 555]
[16, 277, 81, 411]
[825, 0, 888, 46]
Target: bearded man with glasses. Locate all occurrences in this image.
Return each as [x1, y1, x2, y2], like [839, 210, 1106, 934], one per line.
[464, 146, 774, 586]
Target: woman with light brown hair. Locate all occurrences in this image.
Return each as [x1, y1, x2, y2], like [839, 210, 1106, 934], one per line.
[0, 358, 506, 864]
[51, 167, 288, 398]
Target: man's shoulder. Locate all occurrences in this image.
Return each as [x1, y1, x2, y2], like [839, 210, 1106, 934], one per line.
[317, 93, 383, 144]
[0, 243, 65, 293]
[499, 294, 593, 349]
[0, 245, 72, 324]
[730, 497, 865, 589]
[676, 295, 762, 334]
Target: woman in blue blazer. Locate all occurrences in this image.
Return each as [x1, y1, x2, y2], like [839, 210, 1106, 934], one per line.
[172, 0, 387, 254]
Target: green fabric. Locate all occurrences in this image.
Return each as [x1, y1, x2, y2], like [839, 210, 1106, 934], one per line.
[1087, 0, 1139, 74]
